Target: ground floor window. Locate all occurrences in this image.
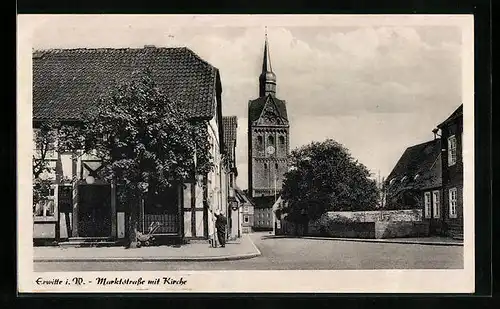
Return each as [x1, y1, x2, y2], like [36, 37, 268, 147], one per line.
[432, 190, 441, 218]
[34, 184, 57, 219]
[424, 192, 431, 219]
[449, 188, 458, 218]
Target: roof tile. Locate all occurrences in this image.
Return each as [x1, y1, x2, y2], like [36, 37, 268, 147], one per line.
[33, 47, 219, 121]
[386, 139, 442, 192]
[222, 116, 238, 162]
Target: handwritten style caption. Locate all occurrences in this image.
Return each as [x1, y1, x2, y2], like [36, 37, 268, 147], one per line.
[35, 276, 187, 287]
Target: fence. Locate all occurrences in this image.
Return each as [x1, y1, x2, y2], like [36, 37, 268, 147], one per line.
[140, 213, 179, 235]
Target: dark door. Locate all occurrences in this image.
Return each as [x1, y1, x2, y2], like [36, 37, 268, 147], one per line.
[78, 185, 112, 237]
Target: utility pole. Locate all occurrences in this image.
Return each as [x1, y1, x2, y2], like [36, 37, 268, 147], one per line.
[273, 167, 277, 235]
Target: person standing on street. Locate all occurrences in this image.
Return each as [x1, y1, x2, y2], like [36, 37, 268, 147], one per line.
[214, 211, 227, 248]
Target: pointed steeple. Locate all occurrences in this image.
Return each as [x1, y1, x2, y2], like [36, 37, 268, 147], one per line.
[259, 29, 277, 97]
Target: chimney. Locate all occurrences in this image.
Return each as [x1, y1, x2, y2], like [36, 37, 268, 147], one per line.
[432, 128, 441, 140]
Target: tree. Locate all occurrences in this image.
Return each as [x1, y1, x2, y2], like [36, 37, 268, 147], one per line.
[281, 139, 379, 225]
[33, 120, 58, 210]
[62, 71, 213, 248]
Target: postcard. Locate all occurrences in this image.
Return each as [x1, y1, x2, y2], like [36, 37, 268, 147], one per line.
[18, 14, 474, 293]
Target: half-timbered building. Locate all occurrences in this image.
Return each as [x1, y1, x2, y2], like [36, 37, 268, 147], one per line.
[32, 46, 229, 245]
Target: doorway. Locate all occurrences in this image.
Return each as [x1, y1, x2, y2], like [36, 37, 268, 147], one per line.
[78, 184, 112, 237]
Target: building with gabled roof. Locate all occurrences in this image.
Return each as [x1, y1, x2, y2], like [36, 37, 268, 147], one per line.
[234, 187, 255, 234]
[385, 139, 443, 235]
[32, 46, 228, 245]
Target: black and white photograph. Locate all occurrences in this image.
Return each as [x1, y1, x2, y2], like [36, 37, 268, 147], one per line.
[18, 14, 475, 293]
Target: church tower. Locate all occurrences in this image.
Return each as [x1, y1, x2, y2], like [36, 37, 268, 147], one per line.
[248, 33, 290, 205]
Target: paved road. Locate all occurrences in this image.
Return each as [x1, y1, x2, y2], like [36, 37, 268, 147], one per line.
[34, 232, 463, 271]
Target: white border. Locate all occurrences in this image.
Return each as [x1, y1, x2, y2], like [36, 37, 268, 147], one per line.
[17, 14, 475, 293]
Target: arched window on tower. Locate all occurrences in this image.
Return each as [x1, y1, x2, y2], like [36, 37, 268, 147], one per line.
[268, 135, 275, 145]
[264, 163, 268, 169]
[275, 163, 279, 169]
[257, 135, 263, 145]
[279, 136, 285, 145]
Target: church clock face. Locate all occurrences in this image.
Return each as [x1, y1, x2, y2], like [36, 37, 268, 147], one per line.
[266, 146, 275, 155]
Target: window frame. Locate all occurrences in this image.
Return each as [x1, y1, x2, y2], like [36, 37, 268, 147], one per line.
[449, 187, 458, 219]
[33, 184, 58, 222]
[268, 135, 275, 146]
[432, 190, 441, 218]
[424, 191, 432, 219]
[448, 135, 457, 166]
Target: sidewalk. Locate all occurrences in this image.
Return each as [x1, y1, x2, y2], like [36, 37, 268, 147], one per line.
[34, 234, 261, 262]
[264, 235, 463, 246]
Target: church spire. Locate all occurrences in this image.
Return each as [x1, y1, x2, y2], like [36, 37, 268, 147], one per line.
[259, 28, 277, 97]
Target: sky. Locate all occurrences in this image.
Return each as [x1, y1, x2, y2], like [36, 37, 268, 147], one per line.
[23, 15, 467, 190]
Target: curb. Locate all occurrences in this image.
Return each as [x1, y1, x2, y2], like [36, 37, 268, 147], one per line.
[33, 252, 261, 263]
[263, 235, 463, 247]
[247, 234, 262, 257]
[34, 235, 262, 263]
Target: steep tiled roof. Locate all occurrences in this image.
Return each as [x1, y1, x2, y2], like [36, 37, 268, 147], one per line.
[386, 139, 442, 193]
[248, 94, 288, 124]
[437, 104, 463, 128]
[235, 187, 254, 206]
[33, 47, 220, 121]
[222, 116, 238, 147]
[222, 116, 238, 164]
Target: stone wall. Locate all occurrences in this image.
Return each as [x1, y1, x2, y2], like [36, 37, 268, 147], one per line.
[312, 222, 376, 238]
[375, 221, 429, 238]
[321, 209, 422, 223]
[299, 209, 427, 239]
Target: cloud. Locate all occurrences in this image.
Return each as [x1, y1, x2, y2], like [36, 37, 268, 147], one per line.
[176, 26, 461, 121]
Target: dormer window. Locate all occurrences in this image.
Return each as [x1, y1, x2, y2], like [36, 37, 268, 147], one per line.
[389, 178, 396, 185]
[414, 174, 420, 180]
[401, 176, 407, 182]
